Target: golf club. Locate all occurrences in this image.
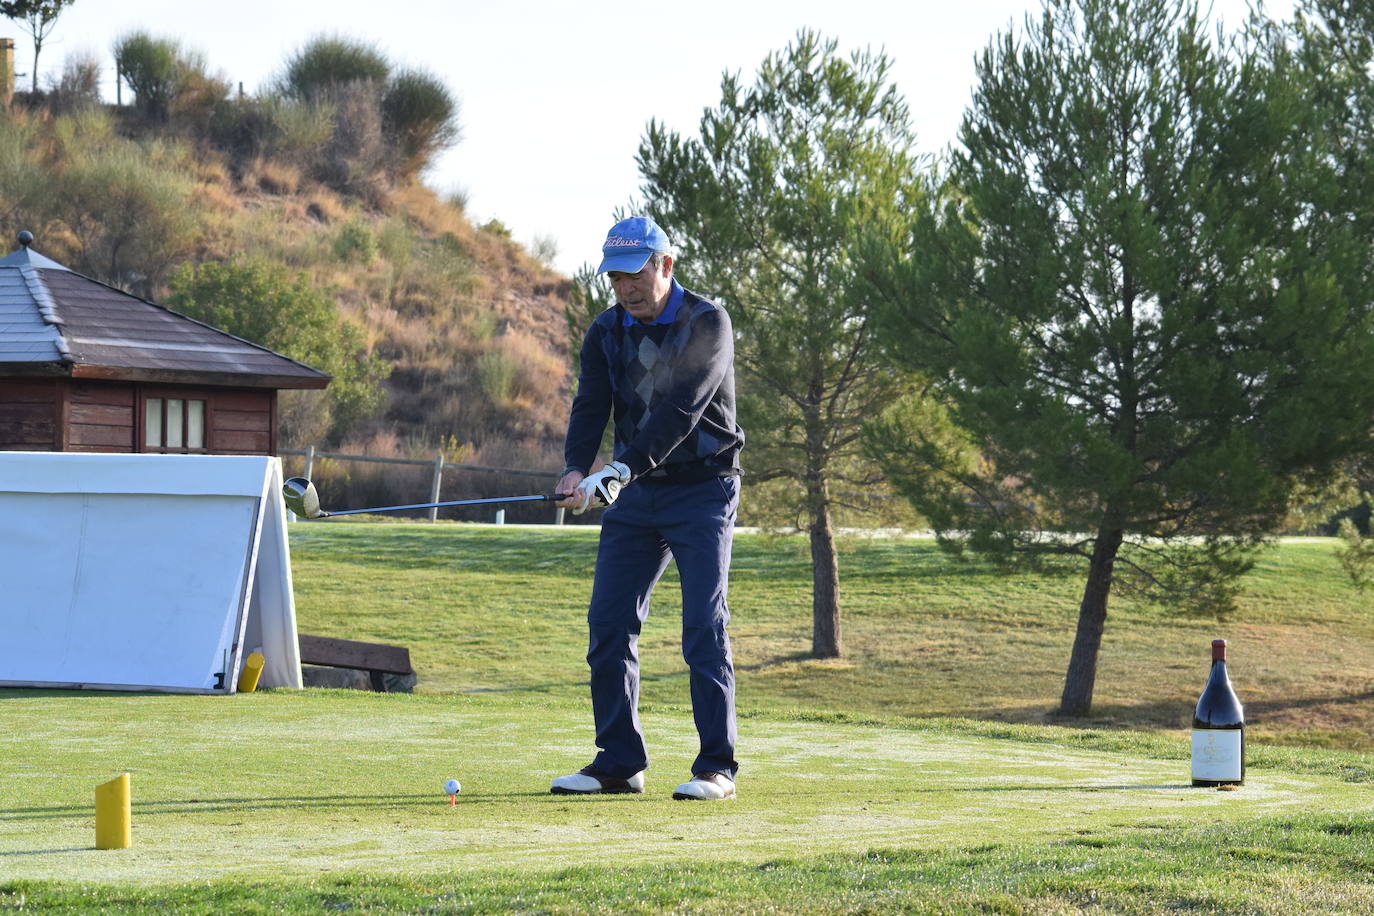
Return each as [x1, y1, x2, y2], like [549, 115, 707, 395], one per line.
[283, 476, 573, 519]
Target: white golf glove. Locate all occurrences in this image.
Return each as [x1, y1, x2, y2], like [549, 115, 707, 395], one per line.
[573, 461, 631, 515]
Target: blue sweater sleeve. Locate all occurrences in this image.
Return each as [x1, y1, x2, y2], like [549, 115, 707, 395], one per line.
[563, 318, 612, 474]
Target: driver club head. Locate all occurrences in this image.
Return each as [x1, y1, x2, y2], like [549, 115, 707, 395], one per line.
[282, 476, 327, 519]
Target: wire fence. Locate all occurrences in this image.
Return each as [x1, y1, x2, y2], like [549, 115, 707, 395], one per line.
[280, 446, 567, 524]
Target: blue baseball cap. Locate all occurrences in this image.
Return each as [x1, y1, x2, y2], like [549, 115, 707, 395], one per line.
[596, 217, 671, 274]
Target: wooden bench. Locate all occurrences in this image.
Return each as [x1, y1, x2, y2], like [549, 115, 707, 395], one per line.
[297, 633, 414, 692]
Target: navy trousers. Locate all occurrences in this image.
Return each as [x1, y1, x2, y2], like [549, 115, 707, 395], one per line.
[586, 475, 739, 780]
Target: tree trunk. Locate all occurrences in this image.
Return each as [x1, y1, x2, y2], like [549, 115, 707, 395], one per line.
[809, 491, 842, 658]
[1058, 527, 1125, 717]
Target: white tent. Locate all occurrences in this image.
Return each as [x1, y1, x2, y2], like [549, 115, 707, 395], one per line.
[0, 452, 301, 693]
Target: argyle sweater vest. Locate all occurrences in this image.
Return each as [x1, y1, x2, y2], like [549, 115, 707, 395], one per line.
[565, 288, 744, 483]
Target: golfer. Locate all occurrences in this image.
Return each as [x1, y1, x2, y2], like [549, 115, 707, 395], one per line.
[552, 216, 744, 801]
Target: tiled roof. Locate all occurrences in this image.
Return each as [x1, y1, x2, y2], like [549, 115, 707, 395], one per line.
[0, 265, 68, 364]
[0, 244, 330, 389]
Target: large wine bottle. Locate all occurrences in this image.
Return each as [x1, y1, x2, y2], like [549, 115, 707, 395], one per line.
[1191, 638, 1245, 786]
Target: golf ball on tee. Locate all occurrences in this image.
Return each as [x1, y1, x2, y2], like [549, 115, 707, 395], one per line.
[444, 778, 461, 795]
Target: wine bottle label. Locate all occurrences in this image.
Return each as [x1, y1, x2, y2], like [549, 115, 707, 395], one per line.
[1191, 729, 1243, 780]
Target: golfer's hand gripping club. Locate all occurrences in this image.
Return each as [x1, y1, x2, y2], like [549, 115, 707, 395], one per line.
[573, 461, 631, 515]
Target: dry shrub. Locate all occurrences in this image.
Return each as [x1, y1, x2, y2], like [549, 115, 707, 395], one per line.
[475, 350, 520, 408]
[188, 180, 242, 256]
[277, 37, 389, 102]
[46, 53, 103, 114]
[443, 187, 469, 214]
[49, 106, 117, 160]
[381, 67, 459, 179]
[191, 154, 232, 187]
[262, 196, 313, 225]
[114, 32, 228, 130]
[353, 428, 404, 459]
[461, 303, 500, 344]
[389, 183, 468, 237]
[246, 157, 303, 195]
[171, 66, 231, 137]
[55, 138, 204, 295]
[305, 189, 347, 223]
[229, 203, 332, 269]
[212, 95, 335, 169]
[467, 438, 562, 477]
[496, 329, 569, 412]
[417, 232, 481, 299]
[372, 312, 436, 363]
[0, 115, 56, 232]
[376, 217, 413, 264]
[314, 81, 392, 206]
[190, 173, 239, 210]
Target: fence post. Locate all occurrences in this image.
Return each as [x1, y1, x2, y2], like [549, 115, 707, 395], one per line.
[555, 507, 565, 525]
[428, 452, 445, 523]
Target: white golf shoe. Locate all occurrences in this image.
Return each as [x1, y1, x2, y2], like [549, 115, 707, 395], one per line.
[550, 764, 645, 795]
[672, 772, 736, 800]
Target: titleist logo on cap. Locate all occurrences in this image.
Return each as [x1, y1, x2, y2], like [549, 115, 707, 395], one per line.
[603, 235, 642, 249]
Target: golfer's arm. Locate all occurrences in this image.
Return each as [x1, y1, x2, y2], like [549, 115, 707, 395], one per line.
[563, 326, 612, 475]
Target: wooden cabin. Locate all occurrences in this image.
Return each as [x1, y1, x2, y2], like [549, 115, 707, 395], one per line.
[0, 234, 329, 455]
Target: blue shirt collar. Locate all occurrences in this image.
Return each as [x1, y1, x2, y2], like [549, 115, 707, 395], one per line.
[622, 279, 684, 326]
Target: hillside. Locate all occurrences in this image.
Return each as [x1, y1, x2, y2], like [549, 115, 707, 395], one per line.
[0, 97, 577, 499]
[224, 163, 575, 452]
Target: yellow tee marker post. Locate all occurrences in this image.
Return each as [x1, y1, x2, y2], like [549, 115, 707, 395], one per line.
[237, 651, 265, 693]
[95, 772, 132, 849]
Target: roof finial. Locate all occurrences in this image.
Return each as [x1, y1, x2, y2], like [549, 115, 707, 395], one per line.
[17, 230, 33, 248]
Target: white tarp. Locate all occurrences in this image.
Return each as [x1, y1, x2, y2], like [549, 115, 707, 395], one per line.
[0, 452, 302, 693]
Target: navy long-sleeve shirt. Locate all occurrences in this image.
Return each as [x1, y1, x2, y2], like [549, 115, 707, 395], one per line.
[565, 280, 744, 482]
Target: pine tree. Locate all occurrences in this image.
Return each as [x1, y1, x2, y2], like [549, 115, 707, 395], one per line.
[636, 31, 923, 657]
[865, 0, 1374, 714]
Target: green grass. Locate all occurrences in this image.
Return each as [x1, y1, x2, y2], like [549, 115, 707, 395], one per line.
[4, 692, 1374, 912]
[288, 525, 1374, 747]
[8, 818, 1374, 914]
[4, 525, 1374, 913]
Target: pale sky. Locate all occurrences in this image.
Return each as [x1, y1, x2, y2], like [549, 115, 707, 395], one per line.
[19, 0, 1294, 276]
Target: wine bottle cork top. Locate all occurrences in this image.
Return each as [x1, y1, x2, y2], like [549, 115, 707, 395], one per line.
[1212, 638, 1227, 660]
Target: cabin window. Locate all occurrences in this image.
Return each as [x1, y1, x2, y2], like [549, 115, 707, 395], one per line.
[144, 397, 206, 452]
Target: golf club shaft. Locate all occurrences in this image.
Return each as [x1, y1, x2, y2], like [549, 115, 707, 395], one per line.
[322, 493, 571, 517]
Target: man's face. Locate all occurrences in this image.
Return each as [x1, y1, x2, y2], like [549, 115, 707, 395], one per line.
[608, 255, 674, 323]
